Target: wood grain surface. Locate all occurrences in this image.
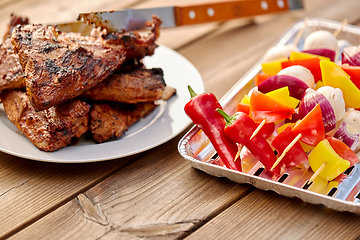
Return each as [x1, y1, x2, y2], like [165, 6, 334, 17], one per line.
[0, 0, 359, 239]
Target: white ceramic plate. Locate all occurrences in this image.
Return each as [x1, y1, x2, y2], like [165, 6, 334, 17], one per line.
[0, 45, 205, 163]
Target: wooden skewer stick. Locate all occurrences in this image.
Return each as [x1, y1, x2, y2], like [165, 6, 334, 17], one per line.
[271, 133, 302, 171]
[234, 145, 243, 162]
[293, 17, 308, 47]
[309, 162, 326, 183]
[333, 19, 348, 37]
[250, 118, 266, 140]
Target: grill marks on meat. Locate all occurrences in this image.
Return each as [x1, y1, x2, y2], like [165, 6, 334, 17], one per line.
[89, 102, 157, 143]
[0, 15, 29, 92]
[0, 38, 26, 91]
[1, 90, 90, 151]
[11, 24, 126, 111]
[0, 15, 172, 151]
[82, 68, 165, 103]
[3, 14, 29, 42]
[88, 85, 176, 143]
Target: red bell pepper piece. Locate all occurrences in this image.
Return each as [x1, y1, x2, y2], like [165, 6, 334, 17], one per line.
[249, 89, 295, 123]
[237, 102, 274, 139]
[271, 126, 308, 167]
[216, 109, 281, 177]
[341, 65, 360, 90]
[184, 86, 241, 171]
[326, 135, 360, 167]
[291, 104, 325, 146]
[281, 58, 322, 82]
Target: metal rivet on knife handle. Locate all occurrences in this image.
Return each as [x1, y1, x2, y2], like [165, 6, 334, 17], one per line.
[174, 0, 303, 26]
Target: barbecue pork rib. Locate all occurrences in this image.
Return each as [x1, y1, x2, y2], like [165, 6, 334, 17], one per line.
[89, 101, 158, 143]
[89, 85, 176, 143]
[90, 15, 161, 61]
[0, 15, 30, 92]
[1, 90, 90, 152]
[0, 38, 26, 91]
[11, 24, 126, 111]
[3, 14, 29, 42]
[81, 67, 165, 103]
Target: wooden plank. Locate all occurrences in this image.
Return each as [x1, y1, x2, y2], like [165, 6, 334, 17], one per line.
[0, 0, 224, 238]
[0, 152, 146, 239]
[8, 134, 252, 240]
[184, 190, 360, 240]
[4, 0, 360, 239]
[7, 0, 360, 239]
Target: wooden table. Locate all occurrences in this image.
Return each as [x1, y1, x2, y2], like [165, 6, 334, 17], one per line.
[1, 0, 360, 239]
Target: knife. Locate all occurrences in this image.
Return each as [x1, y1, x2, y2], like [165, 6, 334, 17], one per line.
[76, 0, 304, 32]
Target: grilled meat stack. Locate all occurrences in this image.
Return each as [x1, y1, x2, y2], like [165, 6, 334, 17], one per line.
[0, 14, 175, 151]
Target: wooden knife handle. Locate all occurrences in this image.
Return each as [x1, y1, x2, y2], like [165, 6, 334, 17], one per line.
[174, 0, 292, 26]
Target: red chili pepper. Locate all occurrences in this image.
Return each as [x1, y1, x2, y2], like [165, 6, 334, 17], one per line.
[216, 109, 281, 177]
[184, 86, 241, 171]
[271, 126, 308, 167]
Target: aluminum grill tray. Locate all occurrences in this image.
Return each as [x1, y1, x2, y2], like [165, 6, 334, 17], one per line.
[178, 18, 360, 214]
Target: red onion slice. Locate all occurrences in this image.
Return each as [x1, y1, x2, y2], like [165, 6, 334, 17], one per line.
[298, 88, 336, 133]
[333, 122, 360, 151]
[342, 46, 360, 66]
[257, 75, 309, 100]
[302, 48, 336, 62]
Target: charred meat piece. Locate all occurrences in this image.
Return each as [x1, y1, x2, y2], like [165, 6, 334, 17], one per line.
[0, 14, 30, 92]
[89, 101, 157, 143]
[91, 15, 161, 61]
[114, 58, 144, 73]
[1, 90, 90, 152]
[82, 68, 165, 103]
[11, 24, 126, 111]
[0, 38, 26, 91]
[3, 14, 29, 42]
[88, 85, 176, 143]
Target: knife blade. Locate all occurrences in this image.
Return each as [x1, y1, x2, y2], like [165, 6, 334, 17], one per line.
[77, 0, 303, 32]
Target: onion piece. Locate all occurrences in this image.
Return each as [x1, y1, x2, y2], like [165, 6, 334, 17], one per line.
[257, 75, 309, 100]
[342, 46, 360, 66]
[298, 88, 336, 133]
[333, 122, 360, 151]
[302, 48, 336, 62]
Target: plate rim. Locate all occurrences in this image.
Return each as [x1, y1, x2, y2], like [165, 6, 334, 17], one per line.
[0, 45, 205, 163]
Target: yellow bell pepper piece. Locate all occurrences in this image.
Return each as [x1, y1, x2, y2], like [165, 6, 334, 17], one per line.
[308, 139, 350, 181]
[261, 57, 288, 75]
[308, 175, 328, 194]
[314, 80, 324, 90]
[320, 60, 360, 108]
[265, 87, 299, 109]
[290, 52, 330, 61]
[240, 95, 250, 105]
